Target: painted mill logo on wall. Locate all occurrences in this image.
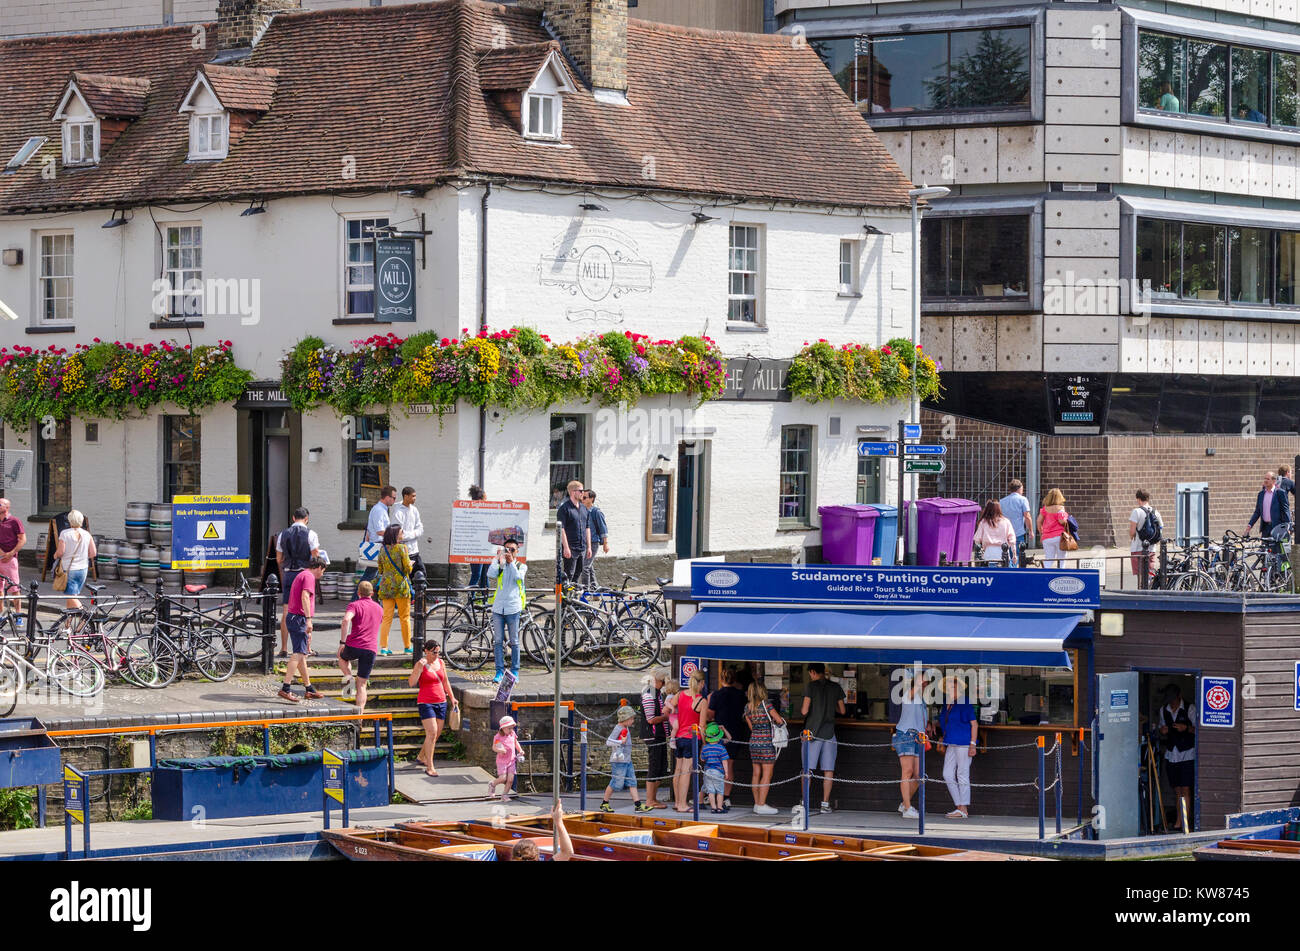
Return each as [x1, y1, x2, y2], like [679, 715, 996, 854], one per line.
[537, 224, 655, 323]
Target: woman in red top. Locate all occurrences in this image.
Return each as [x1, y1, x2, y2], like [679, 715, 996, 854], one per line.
[1036, 487, 1071, 569]
[672, 670, 708, 812]
[408, 641, 458, 777]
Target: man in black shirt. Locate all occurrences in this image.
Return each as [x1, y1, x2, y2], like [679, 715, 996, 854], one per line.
[555, 479, 591, 585]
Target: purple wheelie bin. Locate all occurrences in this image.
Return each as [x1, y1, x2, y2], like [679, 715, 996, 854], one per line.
[818, 504, 880, 565]
[906, 498, 980, 566]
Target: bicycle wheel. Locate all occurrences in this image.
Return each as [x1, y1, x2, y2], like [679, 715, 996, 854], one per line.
[192, 627, 237, 682]
[425, 600, 475, 642]
[442, 624, 491, 671]
[1173, 570, 1217, 592]
[560, 607, 605, 668]
[0, 651, 23, 717]
[606, 617, 662, 672]
[520, 615, 552, 673]
[128, 633, 180, 688]
[119, 634, 164, 688]
[47, 649, 105, 697]
[230, 608, 268, 660]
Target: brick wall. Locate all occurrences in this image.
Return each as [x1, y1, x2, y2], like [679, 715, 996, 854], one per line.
[216, 0, 298, 50]
[920, 409, 1300, 548]
[520, 0, 627, 92]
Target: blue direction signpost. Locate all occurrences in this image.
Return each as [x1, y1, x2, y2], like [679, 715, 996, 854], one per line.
[902, 424, 922, 440]
[171, 495, 251, 569]
[903, 444, 947, 455]
[858, 441, 899, 457]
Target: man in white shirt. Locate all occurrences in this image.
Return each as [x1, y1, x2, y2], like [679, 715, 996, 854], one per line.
[390, 486, 426, 579]
[1128, 488, 1156, 579]
[359, 485, 396, 586]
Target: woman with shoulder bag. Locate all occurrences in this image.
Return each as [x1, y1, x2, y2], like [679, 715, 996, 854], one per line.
[52, 509, 97, 610]
[376, 523, 413, 655]
[1037, 488, 1073, 568]
[743, 680, 787, 815]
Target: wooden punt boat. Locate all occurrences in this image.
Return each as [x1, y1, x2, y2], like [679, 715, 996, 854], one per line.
[1194, 838, 1300, 861]
[482, 811, 1044, 861]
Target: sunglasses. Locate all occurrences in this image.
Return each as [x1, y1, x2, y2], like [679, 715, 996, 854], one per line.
[505, 548, 519, 554]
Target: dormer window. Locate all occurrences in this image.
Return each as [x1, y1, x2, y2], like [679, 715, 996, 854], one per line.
[189, 112, 228, 160]
[525, 93, 559, 140]
[62, 120, 97, 165]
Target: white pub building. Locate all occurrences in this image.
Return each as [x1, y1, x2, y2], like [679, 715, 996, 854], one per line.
[0, 0, 921, 578]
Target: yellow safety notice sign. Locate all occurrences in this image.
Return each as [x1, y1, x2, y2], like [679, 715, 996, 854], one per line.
[323, 749, 345, 803]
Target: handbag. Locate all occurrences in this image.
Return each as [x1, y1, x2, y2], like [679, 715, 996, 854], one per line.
[52, 532, 85, 593]
[1061, 516, 1079, 551]
[765, 700, 789, 752]
[446, 689, 462, 732]
[358, 534, 380, 566]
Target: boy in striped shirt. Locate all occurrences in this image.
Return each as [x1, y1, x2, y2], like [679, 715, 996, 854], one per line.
[700, 723, 730, 814]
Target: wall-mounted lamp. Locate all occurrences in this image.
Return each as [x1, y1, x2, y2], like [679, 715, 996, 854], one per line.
[691, 211, 717, 225]
[240, 199, 267, 217]
[579, 201, 608, 212]
[101, 209, 129, 229]
[862, 224, 885, 235]
[307, 446, 323, 463]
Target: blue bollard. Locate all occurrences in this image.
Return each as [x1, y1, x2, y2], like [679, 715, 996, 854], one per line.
[263, 725, 271, 755]
[386, 718, 394, 801]
[692, 728, 700, 822]
[918, 736, 926, 836]
[579, 720, 588, 811]
[1037, 736, 1046, 840]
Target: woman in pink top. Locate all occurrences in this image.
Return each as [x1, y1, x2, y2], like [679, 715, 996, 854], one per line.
[973, 500, 1017, 566]
[672, 670, 708, 812]
[1036, 487, 1071, 569]
[408, 641, 458, 777]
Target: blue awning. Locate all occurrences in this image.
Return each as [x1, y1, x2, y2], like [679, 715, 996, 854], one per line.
[668, 607, 1088, 668]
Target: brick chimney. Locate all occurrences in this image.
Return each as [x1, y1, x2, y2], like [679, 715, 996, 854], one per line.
[217, 0, 300, 54]
[519, 0, 628, 96]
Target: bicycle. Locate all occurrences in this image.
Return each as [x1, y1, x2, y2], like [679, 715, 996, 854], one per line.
[179, 573, 265, 660]
[558, 581, 662, 671]
[126, 591, 237, 686]
[0, 628, 104, 716]
[58, 590, 165, 688]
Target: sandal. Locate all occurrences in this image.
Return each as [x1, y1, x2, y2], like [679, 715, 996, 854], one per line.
[945, 809, 966, 819]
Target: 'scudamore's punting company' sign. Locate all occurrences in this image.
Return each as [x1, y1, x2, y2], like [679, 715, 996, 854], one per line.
[691, 563, 1100, 610]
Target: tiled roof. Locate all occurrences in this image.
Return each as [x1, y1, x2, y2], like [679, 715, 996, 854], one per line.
[0, 0, 912, 214]
[476, 41, 562, 91]
[202, 64, 279, 112]
[67, 71, 151, 118]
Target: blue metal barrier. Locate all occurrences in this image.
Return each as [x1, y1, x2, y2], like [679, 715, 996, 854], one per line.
[510, 703, 576, 792]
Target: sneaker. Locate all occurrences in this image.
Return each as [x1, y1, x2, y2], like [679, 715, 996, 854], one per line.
[404, 647, 412, 655]
[379, 648, 393, 656]
[276, 651, 288, 659]
[303, 687, 325, 700]
[898, 802, 907, 814]
[599, 801, 614, 813]
[723, 797, 732, 810]
[819, 801, 832, 814]
[902, 806, 919, 819]
[341, 676, 356, 700]
[753, 804, 779, 816]
[492, 674, 503, 685]
[635, 802, 654, 813]
[277, 688, 300, 703]
[486, 781, 496, 797]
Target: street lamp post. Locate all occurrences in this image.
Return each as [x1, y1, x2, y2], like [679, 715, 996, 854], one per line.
[902, 184, 950, 565]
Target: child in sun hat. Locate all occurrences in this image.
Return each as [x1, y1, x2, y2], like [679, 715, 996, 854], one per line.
[601, 705, 651, 813]
[487, 715, 525, 803]
[700, 722, 731, 814]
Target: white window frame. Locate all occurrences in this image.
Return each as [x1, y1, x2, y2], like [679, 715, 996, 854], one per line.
[62, 119, 98, 166]
[778, 424, 815, 528]
[341, 215, 391, 318]
[36, 231, 74, 325]
[839, 239, 862, 295]
[728, 224, 763, 324]
[549, 413, 589, 515]
[163, 224, 203, 319]
[525, 92, 561, 140]
[188, 112, 228, 161]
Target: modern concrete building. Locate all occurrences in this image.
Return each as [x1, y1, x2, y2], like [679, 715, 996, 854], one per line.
[780, 0, 1300, 541]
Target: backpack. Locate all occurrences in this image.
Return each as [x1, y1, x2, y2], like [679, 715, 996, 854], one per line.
[1137, 505, 1163, 544]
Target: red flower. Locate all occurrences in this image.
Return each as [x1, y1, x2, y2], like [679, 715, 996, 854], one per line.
[440, 337, 450, 346]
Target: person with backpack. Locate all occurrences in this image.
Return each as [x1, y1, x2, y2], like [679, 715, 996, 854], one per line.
[1129, 489, 1163, 578]
[275, 507, 319, 657]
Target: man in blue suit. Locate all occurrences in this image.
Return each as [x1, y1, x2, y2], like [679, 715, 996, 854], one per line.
[1247, 471, 1291, 554]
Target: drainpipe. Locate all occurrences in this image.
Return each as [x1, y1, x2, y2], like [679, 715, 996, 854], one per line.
[478, 183, 491, 493]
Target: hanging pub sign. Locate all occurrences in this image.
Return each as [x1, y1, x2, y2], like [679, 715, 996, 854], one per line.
[1047, 374, 1107, 434]
[375, 237, 416, 321]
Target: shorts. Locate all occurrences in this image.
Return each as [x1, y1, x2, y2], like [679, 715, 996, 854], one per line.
[0, 557, 19, 589]
[674, 737, 696, 759]
[339, 644, 375, 680]
[892, 730, 923, 758]
[418, 702, 448, 722]
[286, 613, 309, 654]
[608, 760, 637, 791]
[805, 737, 838, 771]
[646, 740, 669, 780]
[1165, 758, 1194, 788]
[281, 569, 302, 604]
[63, 568, 88, 596]
[702, 769, 725, 795]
